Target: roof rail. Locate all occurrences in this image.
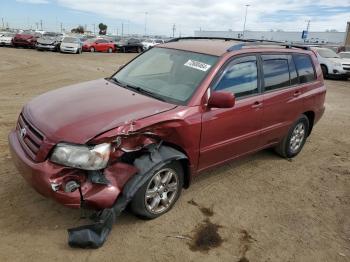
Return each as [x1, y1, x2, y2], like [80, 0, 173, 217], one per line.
[227, 40, 311, 51]
[167, 36, 256, 43]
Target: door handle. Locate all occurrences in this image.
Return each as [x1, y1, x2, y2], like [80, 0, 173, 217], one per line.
[293, 90, 302, 97]
[251, 101, 263, 109]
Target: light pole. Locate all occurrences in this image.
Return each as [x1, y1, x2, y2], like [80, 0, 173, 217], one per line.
[242, 4, 250, 39]
[144, 12, 148, 36]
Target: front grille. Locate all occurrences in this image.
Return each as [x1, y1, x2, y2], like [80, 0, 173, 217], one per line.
[17, 114, 44, 160]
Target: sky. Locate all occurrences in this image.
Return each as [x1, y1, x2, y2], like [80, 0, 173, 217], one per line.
[0, 0, 349, 36]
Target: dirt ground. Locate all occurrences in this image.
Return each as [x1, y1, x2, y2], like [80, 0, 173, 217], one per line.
[0, 48, 349, 262]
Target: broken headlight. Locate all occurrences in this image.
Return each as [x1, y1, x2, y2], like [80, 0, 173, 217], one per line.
[50, 143, 111, 170]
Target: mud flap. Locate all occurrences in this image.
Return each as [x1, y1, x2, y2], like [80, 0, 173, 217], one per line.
[68, 145, 187, 248]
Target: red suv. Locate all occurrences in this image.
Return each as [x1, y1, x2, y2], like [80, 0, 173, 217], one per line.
[8, 37, 326, 248]
[82, 38, 116, 53]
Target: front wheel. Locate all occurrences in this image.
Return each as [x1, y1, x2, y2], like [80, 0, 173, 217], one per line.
[275, 115, 309, 158]
[130, 161, 183, 219]
[90, 47, 95, 52]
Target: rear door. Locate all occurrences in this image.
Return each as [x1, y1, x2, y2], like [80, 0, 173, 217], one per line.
[258, 53, 315, 148]
[199, 55, 263, 171]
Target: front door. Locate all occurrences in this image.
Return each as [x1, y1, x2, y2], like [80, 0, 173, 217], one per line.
[198, 55, 263, 171]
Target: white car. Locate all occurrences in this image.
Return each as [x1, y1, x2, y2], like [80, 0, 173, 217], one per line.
[339, 52, 350, 59]
[141, 39, 165, 50]
[60, 36, 82, 54]
[0, 32, 15, 46]
[311, 47, 350, 79]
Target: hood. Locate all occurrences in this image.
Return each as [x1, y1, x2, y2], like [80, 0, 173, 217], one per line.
[325, 57, 350, 64]
[14, 34, 34, 40]
[61, 42, 79, 48]
[37, 36, 61, 44]
[0, 36, 12, 41]
[23, 78, 177, 144]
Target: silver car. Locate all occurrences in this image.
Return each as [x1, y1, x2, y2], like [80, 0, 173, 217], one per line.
[60, 36, 82, 54]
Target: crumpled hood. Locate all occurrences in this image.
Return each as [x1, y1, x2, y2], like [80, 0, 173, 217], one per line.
[37, 36, 60, 44]
[23, 78, 177, 144]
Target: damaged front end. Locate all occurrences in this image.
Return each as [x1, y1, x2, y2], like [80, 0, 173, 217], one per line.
[62, 123, 188, 248]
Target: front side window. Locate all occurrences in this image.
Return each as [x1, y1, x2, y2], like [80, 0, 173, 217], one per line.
[293, 54, 316, 84]
[112, 47, 218, 104]
[262, 55, 290, 91]
[214, 56, 258, 98]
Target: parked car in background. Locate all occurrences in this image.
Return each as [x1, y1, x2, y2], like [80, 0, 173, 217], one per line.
[60, 36, 82, 54]
[339, 52, 350, 59]
[115, 38, 143, 53]
[0, 32, 15, 46]
[311, 47, 350, 79]
[12, 31, 40, 48]
[82, 38, 115, 53]
[141, 39, 165, 50]
[36, 32, 63, 52]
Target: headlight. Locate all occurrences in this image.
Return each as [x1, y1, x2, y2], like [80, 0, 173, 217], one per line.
[50, 143, 111, 170]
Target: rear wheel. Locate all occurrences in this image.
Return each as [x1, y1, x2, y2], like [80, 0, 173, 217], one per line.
[130, 161, 183, 219]
[137, 47, 142, 53]
[107, 47, 113, 53]
[321, 65, 328, 79]
[275, 115, 309, 158]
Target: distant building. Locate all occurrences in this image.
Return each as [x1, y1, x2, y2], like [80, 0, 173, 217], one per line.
[194, 30, 346, 44]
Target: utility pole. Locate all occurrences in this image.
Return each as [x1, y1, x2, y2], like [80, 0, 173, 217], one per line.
[121, 23, 124, 37]
[60, 22, 63, 33]
[172, 24, 176, 38]
[1, 18, 4, 29]
[93, 24, 95, 35]
[242, 4, 250, 39]
[144, 12, 148, 36]
[304, 20, 311, 43]
[40, 19, 43, 30]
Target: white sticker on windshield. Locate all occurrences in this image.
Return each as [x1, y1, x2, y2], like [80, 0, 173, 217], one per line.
[184, 60, 211, 72]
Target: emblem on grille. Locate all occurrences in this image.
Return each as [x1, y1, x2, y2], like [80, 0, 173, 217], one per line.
[20, 127, 27, 138]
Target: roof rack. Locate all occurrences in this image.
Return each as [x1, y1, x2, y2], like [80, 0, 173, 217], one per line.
[166, 36, 311, 52]
[167, 36, 257, 43]
[227, 39, 311, 51]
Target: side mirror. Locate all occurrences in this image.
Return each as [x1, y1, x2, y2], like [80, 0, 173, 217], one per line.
[208, 91, 235, 109]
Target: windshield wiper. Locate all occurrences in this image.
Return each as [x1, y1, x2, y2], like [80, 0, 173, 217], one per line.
[109, 78, 167, 102]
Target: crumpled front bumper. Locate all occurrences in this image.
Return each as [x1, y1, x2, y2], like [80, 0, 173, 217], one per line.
[8, 130, 137, 209]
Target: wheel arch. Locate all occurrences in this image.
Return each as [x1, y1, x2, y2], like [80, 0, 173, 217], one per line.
[302, 111, 315, 136]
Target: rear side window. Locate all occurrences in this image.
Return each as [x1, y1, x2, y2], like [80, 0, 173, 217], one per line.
[214, 56, 258, 98]
[293, 54, 316, 84]
[262, 55, 290, 91]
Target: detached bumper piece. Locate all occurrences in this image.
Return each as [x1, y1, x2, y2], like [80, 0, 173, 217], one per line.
[68, 145, 187, 249]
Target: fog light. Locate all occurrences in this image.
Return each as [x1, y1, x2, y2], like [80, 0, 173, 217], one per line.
[64, 181, 80, 193]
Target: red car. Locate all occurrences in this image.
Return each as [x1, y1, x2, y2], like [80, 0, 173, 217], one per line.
[9, 37, 326, 248]
[12, 32, 40, 48]
[82, 38, 116, 53]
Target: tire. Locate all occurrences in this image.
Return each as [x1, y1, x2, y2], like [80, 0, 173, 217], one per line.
[321, 65, 328, 79]
[107, 47, 113, 53]
[274, 115, 310, 158]
[130, 161, 184, 219]
[137, 47, 142, 53]
[90, 47, 95, 52]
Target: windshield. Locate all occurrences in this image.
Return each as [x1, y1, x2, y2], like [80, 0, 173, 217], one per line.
[112, 47, 218, 104]
[339, 53, 350, 59]
[43, 32, 59, 37]
[63, 37, 79, 43]
[317, 48, 340, 58]
[155, 40, 163, 44]
[85, 38, 96, 43]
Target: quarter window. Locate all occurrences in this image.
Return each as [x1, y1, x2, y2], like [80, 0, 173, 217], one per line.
[293, 54, 316, 84]
[262, 55, 290, 91]
[214, 57, 258, 98]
